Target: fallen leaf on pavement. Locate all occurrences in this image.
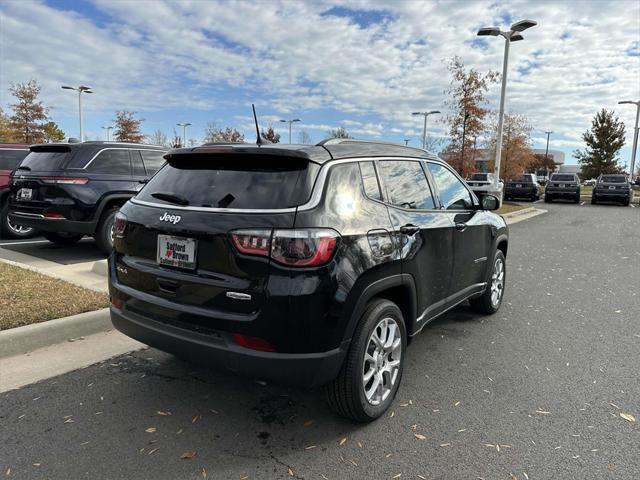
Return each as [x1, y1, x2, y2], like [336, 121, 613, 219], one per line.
[620, 413, 636, 423]
[148, 448, 160, 456]
[339, 437, 347, 446]
[288, 467, 294, 476]
[414, 434, 427, 440]
[181, 450, 197, 460]
[201, 467, 207, 478]
[392, 474, 402, 479]
[305, 445, 316, 450]
[157, 411, 171, 416]
[303, 420, 314, 427]
[440, 443, 450, 447]
[145, 427, 156, 433]
[192, 414, 202, 424]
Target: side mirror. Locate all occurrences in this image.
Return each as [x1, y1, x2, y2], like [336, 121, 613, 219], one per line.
[480, 194, 500, 211]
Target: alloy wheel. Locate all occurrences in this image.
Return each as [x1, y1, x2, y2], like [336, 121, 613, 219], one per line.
[362, 317, 402, 406]
[490, 257, 505, 307]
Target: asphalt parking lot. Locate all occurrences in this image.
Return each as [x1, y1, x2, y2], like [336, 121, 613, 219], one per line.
[1, 202, 639, 479]
[0, 236, 105, 265]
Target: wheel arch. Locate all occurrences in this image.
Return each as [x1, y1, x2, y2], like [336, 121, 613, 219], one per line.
[342, 274, 417, 347]
[93, 194, 132, 227]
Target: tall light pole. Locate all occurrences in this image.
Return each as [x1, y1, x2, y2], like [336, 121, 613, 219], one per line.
[618, 100, 640, 180]
[177, 122, 191, 147]
[61, 85, 93, 142]
[404, 139, 410, 146]
[544, 131, 553, 181]
[478, 19, 537, 188]
[411, 110, 440, 150]
[279, 118, 301, 144]
[102, 125, 113, 141]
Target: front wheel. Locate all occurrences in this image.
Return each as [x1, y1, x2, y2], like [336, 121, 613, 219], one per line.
[94, 207, 119, 255]
[0, 202, 36, 239]
[469, 250, 506, 315]
[325, 299, 406, 422]
[42, 231, 83, 246]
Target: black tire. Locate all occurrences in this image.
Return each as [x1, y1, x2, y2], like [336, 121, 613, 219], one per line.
[325, 299, 407, 422]
[574, 195, 581, 204]
[591, 197, 597, 205]
[544, 195, 551, 203]
[469, 249, 506, 315]
[94, 207, 119, 255]
[0, 201, 36, 239]
[42, 231, 83, 245]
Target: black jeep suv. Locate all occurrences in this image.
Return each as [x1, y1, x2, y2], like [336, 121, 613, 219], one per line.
[9, 142, 167, 253]
[544, 173, 581, 203]
[591, 174, 633, 206]
[108, 140, 508, 422]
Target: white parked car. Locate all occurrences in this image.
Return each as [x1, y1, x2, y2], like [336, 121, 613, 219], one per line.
[467, 173, 503, 196]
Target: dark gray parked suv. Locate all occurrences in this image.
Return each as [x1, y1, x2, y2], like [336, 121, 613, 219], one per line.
[544, 173, 581, 203]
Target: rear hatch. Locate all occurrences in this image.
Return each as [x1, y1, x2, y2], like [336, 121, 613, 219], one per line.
[549, 174, 579, 189]
[9, 145, 83, 217]
[113, 148, 320, 329]
[597, 175, 629, 191]
[507, 175, 534, 189]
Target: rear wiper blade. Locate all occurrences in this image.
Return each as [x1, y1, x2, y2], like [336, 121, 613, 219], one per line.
[15, 166, 31, 171]
[150, 192, 189, 206]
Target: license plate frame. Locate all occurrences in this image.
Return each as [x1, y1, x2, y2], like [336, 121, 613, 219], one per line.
[516, 184, 522, 188]
[157, 235, 197, 270]
[17, 188, 33, 201]
[609, 186, 615, 190]
[559, 184, 565, 188]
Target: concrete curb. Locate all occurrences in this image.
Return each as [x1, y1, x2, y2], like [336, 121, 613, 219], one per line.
[502, 207, 547, 225]
[92, 259, 108, 276]
[0, 308, 112, 358]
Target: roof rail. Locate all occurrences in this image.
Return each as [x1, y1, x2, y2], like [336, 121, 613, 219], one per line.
[316, 137, 425, 151]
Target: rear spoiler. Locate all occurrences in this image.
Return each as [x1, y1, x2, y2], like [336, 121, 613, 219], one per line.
[164, 144, 319, 163]
[30, 144, 72, 152]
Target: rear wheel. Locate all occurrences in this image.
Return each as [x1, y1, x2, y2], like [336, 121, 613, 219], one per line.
[574, 195, 581, 204]
[94, 207, 119, 255]
[470, 250, 506, 315]
[42, 231, 83, 246]
[325, 299, 406, 422]
[0, 201, 36, 239]
[591, 197, 597, 205]
[544, 195, 552, 203]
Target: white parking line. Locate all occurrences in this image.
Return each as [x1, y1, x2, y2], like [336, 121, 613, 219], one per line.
[630, 204, 636, 208]
[580, 201, 585, 206]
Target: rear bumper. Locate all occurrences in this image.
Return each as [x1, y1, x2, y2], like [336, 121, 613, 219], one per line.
[110, 305, 347, 387]
[7, 212, 95, 234]
[545, 189, 580, 198]
[593, 191, 631, 200]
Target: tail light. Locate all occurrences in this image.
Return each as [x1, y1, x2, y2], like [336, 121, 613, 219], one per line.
[230, 228, 340, 267]
[232, 333, 276, 352]
[40, 177, 89, 185]
[113, 211, 128, 238]
[43, 213, 65, 219]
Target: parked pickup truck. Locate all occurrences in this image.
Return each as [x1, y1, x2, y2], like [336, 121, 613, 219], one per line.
[466, 173, 503, 197]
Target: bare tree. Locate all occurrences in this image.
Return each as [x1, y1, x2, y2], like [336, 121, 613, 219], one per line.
[148, 129, 169, 146]
[203, 122, 244, 143]
[297, 130, 312, 144]
[261, 125, 280, 143]
[327, 127, 351, 139]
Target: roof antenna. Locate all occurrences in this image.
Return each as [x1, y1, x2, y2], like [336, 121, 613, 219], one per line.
[252, 104, 270, 145]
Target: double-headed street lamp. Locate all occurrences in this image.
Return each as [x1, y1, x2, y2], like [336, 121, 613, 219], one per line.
[279, 118, 301, 144]
[102, 125, 114, 141]
[618, 100, 640, 180]
[61, 85, 93, 142]
[177, 122, 192, 147]
[411, 110, 440, 150]
[478, 19, 537, 188]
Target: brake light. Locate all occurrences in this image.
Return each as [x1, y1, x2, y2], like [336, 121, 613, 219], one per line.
[43, 213, 65, 219]
[231, 230, 272, 257]
[232, 333, 276, 352]
[271, 229, 339, 267]
[230, 228, 340, 267]
[40, 177, 89, 185]
[113, 211, 128, 238]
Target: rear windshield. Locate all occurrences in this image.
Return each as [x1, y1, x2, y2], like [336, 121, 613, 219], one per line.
[600, 175, 626, 183]
[0, 149, 29, 170]
[20, 150, 72, 171]
[519, 175, 533, 183]
[137, 155, 319, 209]
[470, 173, 489, 181]
[551, 174, 576, 182]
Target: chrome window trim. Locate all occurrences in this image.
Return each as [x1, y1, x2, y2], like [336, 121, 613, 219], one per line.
[129, 156, 445, 214]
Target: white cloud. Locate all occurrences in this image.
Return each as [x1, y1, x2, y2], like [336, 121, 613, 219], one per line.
[0, 0, 638, 153]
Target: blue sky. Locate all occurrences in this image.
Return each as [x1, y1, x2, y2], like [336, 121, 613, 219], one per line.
[1, 0, 639, 166]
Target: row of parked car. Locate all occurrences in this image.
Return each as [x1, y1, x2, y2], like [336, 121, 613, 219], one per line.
[467, 171, 635, 206]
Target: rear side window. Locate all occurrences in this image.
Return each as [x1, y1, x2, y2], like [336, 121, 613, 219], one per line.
[551, 174, 576, 182]
[19, 150, 71, 171]
[470, 173, 489, 181]
[377, 160, 435, 209]
[87, 149, 131, 175]
[137, 155, 318, 209]
[131, 151, 146, 176]
[0, 150, 29, 170]
[359, 161, 382, 200]
[427, 162, 474, 210]
[140, 150, 166, 175]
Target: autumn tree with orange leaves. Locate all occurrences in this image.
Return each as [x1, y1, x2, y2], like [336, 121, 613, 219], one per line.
[484, 113, 536, 180]
[441, 57, 498, 177]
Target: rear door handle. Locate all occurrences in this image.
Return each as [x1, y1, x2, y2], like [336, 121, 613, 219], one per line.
[455, 223, 468, 232]
[400, 224, 420, 235]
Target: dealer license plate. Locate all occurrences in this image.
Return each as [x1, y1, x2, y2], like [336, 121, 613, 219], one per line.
[157, 235, 197, 269]
[17, 188, 32, 201]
